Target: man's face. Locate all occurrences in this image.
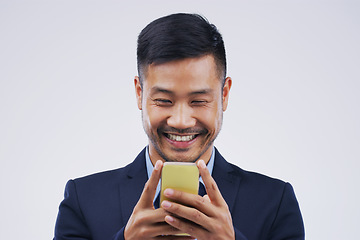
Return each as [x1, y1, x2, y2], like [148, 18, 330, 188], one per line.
[135, 55, 231, 164]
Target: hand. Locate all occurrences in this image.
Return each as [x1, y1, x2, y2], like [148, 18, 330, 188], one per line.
[124, 160, 194, 240]
[160, 160, 235, 240]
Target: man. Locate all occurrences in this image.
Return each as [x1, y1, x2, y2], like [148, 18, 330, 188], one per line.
[54, 13, 304, 240]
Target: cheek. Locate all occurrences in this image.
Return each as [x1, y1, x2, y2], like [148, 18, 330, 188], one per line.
[143, 106, 166, 129]
[196, 105, 222, 130]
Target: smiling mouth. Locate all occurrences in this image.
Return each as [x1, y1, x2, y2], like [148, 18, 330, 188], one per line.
[164, 133, 197, 142]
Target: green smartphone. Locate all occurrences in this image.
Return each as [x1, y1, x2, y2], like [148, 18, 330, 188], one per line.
[160, 162, 199, 236]
[160, 162, 199, 203]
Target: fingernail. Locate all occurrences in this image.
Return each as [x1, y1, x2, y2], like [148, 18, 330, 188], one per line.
[199, 160, 206, 169]
[165, 215, 174, 222]
[154, 160, 161, 170]
[161, 200, 171, 208]
[164, 188, 174, 196]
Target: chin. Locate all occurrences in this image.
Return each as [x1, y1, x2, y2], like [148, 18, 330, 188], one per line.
[167, 147, 210, 162]
[157, 149, 197, 163]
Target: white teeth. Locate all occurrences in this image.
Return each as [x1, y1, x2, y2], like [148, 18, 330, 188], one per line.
[167, 134, 196, 142]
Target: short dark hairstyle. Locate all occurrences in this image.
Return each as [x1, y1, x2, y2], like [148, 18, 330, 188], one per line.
[137, 13, 227, 86]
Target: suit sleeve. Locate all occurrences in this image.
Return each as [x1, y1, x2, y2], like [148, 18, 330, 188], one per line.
[269, 183, 305, 240]
[112, 227, 125, 240]
[234, 228, 249, 240]
[54, 180, 91, 240]
[54, 180, 127, 240]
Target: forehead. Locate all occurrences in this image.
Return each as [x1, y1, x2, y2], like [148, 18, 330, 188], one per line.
[143, 55, 221, 93]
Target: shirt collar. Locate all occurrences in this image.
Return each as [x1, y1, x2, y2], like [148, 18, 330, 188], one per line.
[145, 146, 215, 202]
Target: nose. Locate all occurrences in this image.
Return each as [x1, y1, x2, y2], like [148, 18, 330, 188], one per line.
[167, 103, 196, 130]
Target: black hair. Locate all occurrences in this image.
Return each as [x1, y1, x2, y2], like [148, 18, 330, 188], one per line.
[137, 13, 226, 86]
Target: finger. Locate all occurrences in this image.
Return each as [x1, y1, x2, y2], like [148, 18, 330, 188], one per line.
[126, 208, 185, 238]
[155, 234, 195, 240]
[149, 208, 173, 223]
[161, 200, 212, 229]
[138, 160, 163, 208]
[129, 208, 168, 226]
[162, 189, 216, 217]
[164, 215, 207, 240]
[144, 222, 185, 237]
[197, 160, 226, 206]
[129, 220, 185, 238]
[203, 195, 210, 202]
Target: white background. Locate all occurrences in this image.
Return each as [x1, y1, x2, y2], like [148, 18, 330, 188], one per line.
[1, 0, 359, 239]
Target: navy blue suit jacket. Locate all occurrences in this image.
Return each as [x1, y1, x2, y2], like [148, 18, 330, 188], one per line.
[54, 148, 304, 240]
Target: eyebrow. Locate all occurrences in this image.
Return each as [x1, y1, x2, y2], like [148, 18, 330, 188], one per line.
[189, 89, 213, 95]
[150, 87, 173, 94]
[150, 86, 214, 96]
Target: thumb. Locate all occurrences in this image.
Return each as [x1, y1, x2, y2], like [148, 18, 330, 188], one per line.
[138, 160, 163, 208]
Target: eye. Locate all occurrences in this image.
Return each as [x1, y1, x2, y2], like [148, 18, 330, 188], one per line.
[153, 98, 172, 106]
[191, 100, 207, 106]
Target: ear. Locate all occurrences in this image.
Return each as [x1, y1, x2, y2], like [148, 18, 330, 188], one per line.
[134, 76, 142, 110]
[222, 77, 232, 111]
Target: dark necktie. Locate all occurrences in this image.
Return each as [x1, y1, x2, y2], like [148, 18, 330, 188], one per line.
[198, 182, 207, 197]
[154, 182, 207, 209]
[154, 192, 160, 209]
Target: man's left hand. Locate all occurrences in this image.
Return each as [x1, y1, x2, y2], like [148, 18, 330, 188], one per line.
[161, 160, 235, 240]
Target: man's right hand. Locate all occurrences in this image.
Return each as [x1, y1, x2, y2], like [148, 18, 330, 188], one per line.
[124, 160, 193, 239]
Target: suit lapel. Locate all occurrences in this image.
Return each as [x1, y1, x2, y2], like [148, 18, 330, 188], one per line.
[118, 148, 148, 224]
[212, 148, 242, 212]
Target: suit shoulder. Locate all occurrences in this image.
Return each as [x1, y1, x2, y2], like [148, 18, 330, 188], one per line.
[69, 148, 147, 190]
[225, 161, 287, 191]
[214, 148, 287, 190]
[70, 162, 133, 190]
[224, 162, 297, 214]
